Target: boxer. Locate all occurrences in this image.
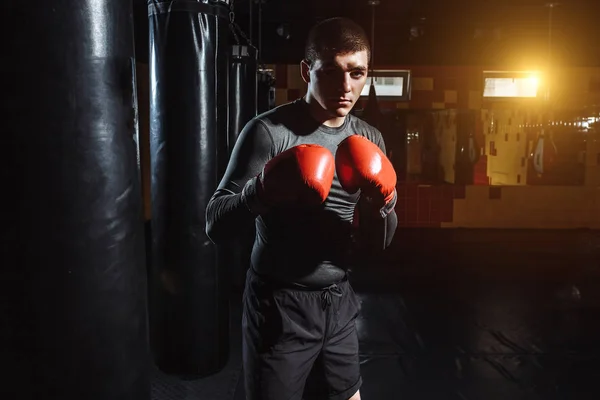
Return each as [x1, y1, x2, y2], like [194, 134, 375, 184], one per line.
[206, 17, 398, 400]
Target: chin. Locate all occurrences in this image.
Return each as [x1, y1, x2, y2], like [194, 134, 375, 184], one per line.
[329, 109, 350, 118]
[329, 106, 352, 118]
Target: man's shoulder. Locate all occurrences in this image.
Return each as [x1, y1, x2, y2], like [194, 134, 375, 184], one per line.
[346, 113, 383, 142]
[254, 100, 303, 128]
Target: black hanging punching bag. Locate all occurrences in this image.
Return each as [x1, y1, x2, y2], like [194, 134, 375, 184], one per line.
[148, 0, 230, 377]
[3, 1, 150, 399]
[229, 44, 257, 152]
[455, 111, 478, 185]
[257, 68, 276, 114]
[226, 44, 258, 290]
[532, 129, 558, 175]
[363, 83, 383, 129]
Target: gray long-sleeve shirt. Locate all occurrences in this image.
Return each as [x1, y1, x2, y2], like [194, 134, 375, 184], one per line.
[206, 99, 397, 287]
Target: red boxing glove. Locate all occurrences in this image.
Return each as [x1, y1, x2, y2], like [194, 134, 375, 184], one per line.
[247, 144, 335, 213]
[336, 135, 397, 217]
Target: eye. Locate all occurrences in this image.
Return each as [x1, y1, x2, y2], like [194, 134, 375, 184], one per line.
[351, 71, 365, 79]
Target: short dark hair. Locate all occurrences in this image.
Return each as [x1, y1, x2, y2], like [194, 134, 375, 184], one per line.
[304, 17, 371, 65]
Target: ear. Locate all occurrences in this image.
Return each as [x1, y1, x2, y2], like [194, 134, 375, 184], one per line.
[300, 59, 311, 84]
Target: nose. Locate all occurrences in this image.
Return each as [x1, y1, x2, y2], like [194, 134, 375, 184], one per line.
[341, 73, 352, 93]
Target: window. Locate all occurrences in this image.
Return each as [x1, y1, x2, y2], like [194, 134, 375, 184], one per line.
[482, 71, 541, 98]
[360, 70, 411, 101]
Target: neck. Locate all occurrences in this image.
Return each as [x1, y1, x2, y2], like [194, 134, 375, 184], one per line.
[303, 95, 346, 128]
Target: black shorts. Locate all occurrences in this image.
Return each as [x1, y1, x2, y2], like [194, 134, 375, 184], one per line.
[242, 268, 362, 400]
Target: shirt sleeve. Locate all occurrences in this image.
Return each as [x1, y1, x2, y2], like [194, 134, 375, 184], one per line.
[357, 124, 399, 249]
[205, 118, 275, 244]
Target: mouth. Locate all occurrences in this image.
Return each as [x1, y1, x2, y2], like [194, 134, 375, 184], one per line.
[331, 98, 352, 105]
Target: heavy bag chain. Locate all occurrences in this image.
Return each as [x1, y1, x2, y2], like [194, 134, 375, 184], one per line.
[228, 0, 258, 53]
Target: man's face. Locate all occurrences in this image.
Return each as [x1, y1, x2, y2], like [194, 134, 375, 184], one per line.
[302, 50, 369, 119]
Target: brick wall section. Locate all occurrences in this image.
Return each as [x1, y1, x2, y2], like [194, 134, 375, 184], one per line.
[270, 64, 600, 228]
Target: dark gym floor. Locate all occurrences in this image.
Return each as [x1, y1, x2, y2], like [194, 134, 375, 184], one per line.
[151, 229, 600, 400]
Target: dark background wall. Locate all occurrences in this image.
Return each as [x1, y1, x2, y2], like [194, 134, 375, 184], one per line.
[134, 0, 600, 67]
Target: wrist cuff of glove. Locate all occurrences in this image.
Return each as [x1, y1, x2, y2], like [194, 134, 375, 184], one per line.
[241, 176, 268, 216]
[379, 189, 397, 219]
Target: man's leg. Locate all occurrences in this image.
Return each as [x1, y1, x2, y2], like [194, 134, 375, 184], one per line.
[242, 269, 325, 400]
[318, 281, 363, 400]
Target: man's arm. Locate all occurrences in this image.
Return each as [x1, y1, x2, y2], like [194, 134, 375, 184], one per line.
[356, 129, 398, 249]
[205, 119, 274, 244]
[356, 195, 398, 250]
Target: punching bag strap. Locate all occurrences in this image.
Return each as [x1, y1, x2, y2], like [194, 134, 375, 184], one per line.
[148, 0, 229, 18]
